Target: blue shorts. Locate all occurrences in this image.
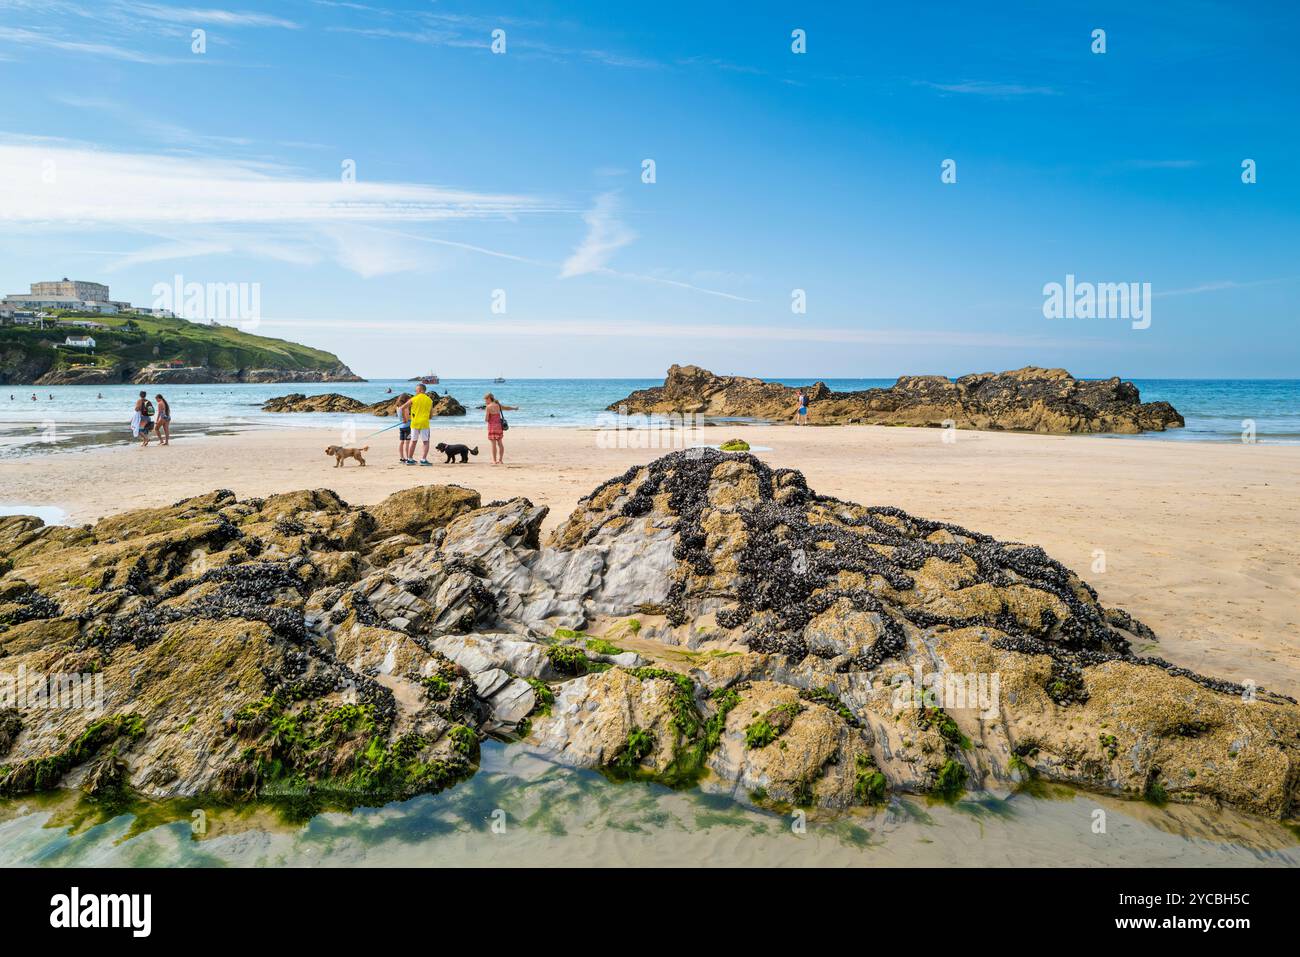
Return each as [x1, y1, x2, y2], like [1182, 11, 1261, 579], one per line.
[398, 426, 411, 440]
[798, 407, 807, 416]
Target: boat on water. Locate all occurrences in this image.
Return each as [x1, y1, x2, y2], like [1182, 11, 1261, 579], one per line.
[493, 377, 506, 383]
[416, 373, 439, 385]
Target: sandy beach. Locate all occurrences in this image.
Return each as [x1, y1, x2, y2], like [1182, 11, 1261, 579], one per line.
[2, 424, 1297, 697]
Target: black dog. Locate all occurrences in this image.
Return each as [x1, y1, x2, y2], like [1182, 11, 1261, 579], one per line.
[435, 442, 479, 463]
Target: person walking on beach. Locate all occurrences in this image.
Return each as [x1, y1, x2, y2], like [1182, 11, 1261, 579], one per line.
[154, 394, 171, 446]
[131, 390, 148, 439]
[794, 389, 808, 425]
[135, 392, 156, 447]
[398, 384, 434, 465]
[394, 394, 412, 464]
[483, 392, 518, 465]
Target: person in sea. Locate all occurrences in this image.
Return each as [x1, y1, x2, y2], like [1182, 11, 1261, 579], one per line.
[483, 392, 518, 465]
[794, 389, 808, 426]
[397, 384, 434, 465]
[394, 394, 412, 464]
[154, 394, 171, 446]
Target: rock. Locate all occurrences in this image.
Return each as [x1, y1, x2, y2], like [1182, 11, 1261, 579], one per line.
[1, 448, 1294, 823]
[262, 392, 367, 413]
[528, 668, 684, 773]
[704, 681, 873, 807]
[261, 392, 466, 416]
[358, 393, 466, 417]
[35, 366, 124, 386]
[366, 485, 481, 541]
[607, 364, 1184, 433]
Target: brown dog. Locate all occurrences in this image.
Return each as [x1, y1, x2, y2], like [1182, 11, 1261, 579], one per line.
[325, 445, 368, 467]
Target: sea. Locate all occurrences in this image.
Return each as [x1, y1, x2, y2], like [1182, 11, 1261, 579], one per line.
[0, 377, 1297, 458]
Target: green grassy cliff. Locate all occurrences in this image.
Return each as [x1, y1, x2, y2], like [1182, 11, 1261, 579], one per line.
[0, 312, 361, 385]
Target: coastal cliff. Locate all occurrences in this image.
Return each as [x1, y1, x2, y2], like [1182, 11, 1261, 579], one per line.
[1, 450, 1293, 820]
[0, 312, 362, 385]
[609, 365, 1185, 433]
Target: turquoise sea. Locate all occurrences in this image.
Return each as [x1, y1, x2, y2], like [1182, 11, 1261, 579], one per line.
[1, 377, 1297, 457]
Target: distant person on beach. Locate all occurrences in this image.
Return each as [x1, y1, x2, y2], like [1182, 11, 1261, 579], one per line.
[397, 384, 434, 465]
[794, 390, 808, 426]
[394, 395, 412, 464]
[154, 394, 171, 446]
[483, 392, 518, 465]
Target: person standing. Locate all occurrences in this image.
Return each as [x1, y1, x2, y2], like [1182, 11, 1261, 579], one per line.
[154, 394, 171, 445]
[131, 390, 148, 439]
[394, 395, 412, 464]
[794, 389, 808, 426]
[398, 384, 434, 465]
[483, 392, 518, 465]
[135, 392, 155, 447]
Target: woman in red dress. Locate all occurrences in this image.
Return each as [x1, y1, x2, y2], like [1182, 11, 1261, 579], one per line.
[483, 392, 519, 465]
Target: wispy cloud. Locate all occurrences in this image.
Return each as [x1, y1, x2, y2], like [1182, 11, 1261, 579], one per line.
[0, 26, 180, 64]
[1156, 277, 1297, 297]
[559, 192, 636, 278]
[120, 3, 300, 29]
[0, 141, 555, 224]
[1120, 159, 1201, 170]
[257, 316, 1104, 350]
[917, 79, 1059, 97]
[557, 192, 756, 301]
[0, 140, 556, 276]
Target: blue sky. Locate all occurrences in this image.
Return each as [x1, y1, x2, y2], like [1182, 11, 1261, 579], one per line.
[0, 0, 1296, 379]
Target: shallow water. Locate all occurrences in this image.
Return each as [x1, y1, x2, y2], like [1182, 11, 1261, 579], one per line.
[1, 378, 1296, 457]
[1, 743, 1295, 867]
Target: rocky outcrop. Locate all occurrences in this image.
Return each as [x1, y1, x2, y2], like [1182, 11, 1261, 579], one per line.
[262, 392, 368, 413]
[239, 367, 363, 384]
[1, 451, 1293, 822]
[609, 364, 1184, 434]
[34, 366, 123, 386]
[263, 392, 466, 416]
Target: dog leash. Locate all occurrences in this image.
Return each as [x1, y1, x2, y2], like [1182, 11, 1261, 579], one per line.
[360, 421, 405, 439]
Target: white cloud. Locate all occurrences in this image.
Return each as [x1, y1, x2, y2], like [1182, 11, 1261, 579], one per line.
[0, 26, 180, 64]
[256, 316, 1099, 350]
[918, 80, 1058, 97]
[0, 141, 554, 225]
[559, 192, 636, 278]
[121, 3, 300, 29]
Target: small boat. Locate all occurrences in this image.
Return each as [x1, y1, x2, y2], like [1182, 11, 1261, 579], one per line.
[493, 377, 506, 383]
[417, 373, 440, 385]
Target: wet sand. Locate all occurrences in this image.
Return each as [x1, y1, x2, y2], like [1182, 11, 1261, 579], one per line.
[1, 423, 1297, 697]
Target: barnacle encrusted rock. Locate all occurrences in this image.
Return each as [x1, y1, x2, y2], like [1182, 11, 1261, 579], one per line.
[608, 364, 1184, 433]
[0, 450, 1294, 822]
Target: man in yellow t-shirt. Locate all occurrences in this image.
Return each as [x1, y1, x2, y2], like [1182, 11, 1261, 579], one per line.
[398, 384, 435, 465]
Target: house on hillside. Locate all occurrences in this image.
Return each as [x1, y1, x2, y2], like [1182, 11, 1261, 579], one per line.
[63, 335, 96, 349]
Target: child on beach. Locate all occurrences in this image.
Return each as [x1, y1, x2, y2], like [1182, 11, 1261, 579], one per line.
[395, 397, 412, 464]
[794, 390, 808, 425]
